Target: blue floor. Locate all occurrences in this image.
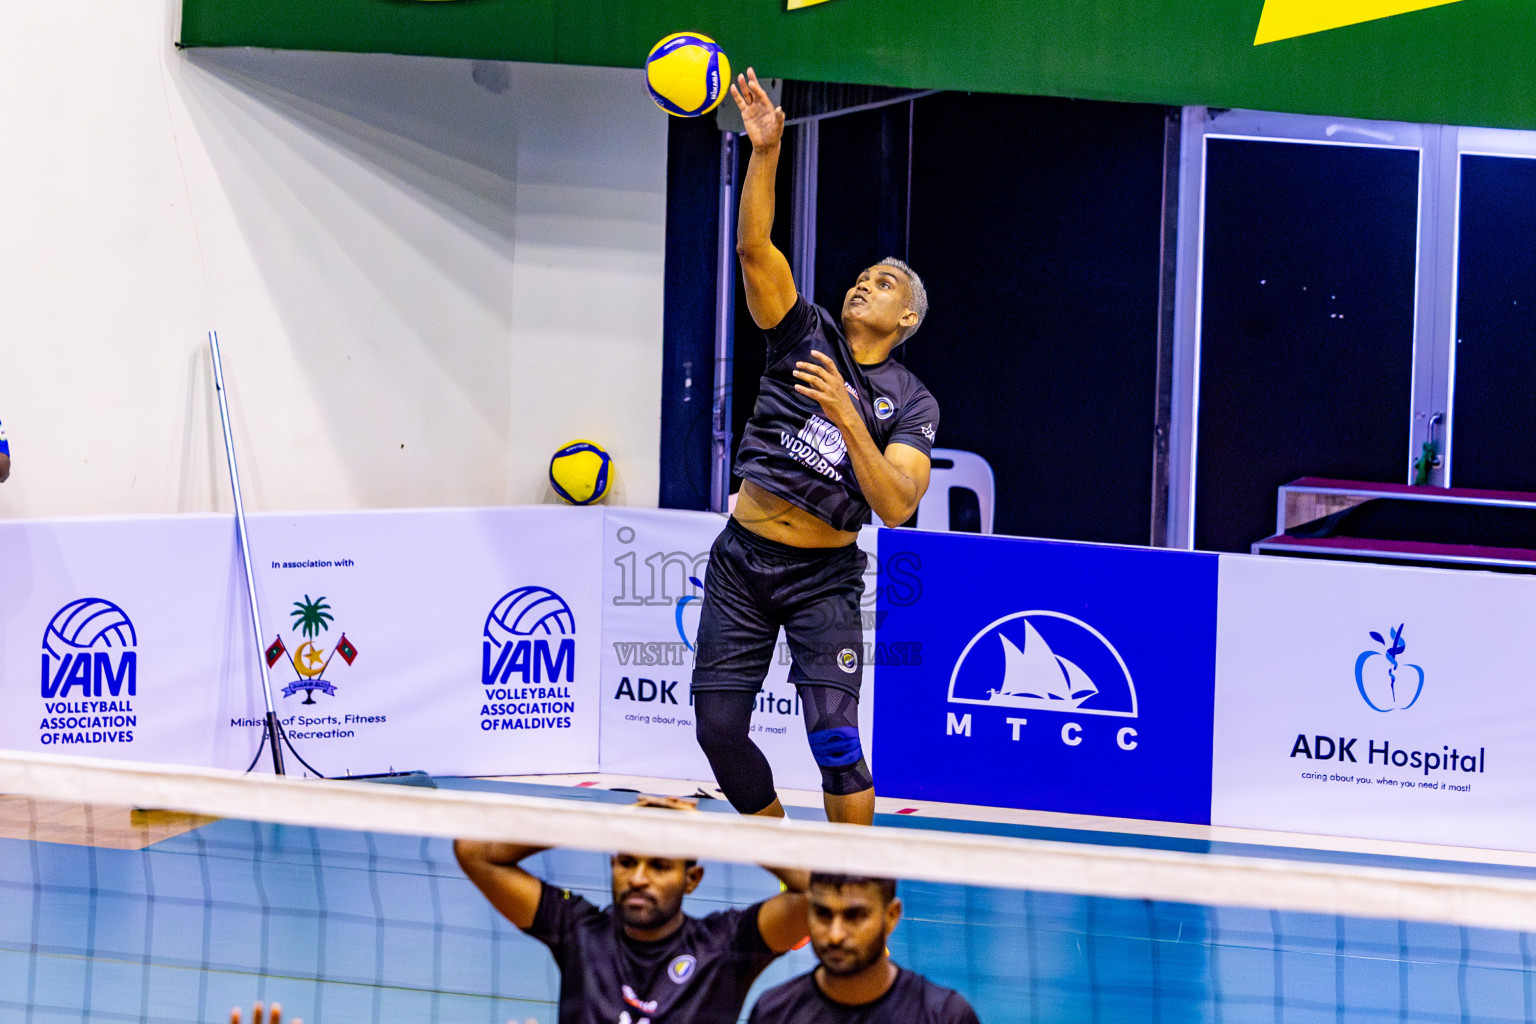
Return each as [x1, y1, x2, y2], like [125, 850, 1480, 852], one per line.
[3, 779, 1535, 1023]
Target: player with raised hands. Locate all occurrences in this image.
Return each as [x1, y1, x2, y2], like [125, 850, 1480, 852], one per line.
[691, 68, 940, 825]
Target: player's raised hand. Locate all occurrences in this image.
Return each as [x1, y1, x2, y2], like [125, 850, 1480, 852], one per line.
[731, 68, 785, 151]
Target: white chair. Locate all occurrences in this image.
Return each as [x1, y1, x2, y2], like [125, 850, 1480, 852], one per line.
[914, 448, 995, 533]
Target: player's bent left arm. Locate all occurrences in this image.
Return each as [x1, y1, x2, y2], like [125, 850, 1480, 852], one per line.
[792, 351, 930, 527]
[755, 889, 810, 953]
[754, 863, 810, 952]
[845, 436, 929, 528]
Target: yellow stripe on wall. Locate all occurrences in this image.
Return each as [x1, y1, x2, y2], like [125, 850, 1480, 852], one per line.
[1255, 0, 1466, 44]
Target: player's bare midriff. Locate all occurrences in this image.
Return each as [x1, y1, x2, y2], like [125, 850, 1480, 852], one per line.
[733, 479, 859, 549]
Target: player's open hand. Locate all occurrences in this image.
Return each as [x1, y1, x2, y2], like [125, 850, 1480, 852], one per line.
[730, 68, 784, 151]
[793, 350, 857, 428]
[230, 1003, 299, 1024]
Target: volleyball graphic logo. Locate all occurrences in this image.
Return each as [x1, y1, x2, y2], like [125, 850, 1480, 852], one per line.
[44, 598, 137, 658]
[41, 598, 139, 700]
[482, 587, 578, 693]
[549, 439, 612, 505]
[485, 587, 576, 647]
[645, 32, 731, 117]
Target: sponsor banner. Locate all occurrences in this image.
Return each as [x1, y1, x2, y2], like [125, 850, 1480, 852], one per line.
[1212, 555, 1536, 851]
[181, 0, 1536, 135]
[875, 532, 1219, 824]
[0, 514, 262, 769]
[245, 506, 602, 778]
[598, 508, 877, 792]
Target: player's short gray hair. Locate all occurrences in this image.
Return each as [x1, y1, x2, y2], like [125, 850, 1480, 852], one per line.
[879, 257, 928, 341]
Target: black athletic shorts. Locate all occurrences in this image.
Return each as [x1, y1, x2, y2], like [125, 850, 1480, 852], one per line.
[691, 518, 868, 697]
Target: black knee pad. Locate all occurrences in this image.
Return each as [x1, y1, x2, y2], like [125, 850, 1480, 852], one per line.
[693, 689, 778, 815]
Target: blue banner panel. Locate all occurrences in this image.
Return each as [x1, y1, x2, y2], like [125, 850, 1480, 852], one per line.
[875, 533, 1219, 824]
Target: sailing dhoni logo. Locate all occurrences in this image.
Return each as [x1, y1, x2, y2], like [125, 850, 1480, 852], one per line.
[947, 611, 1137, 718]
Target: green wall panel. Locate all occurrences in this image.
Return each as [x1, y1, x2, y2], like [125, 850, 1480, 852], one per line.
[179, 0, 1536, 130]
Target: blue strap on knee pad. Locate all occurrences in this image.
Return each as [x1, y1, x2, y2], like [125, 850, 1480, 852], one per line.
[808, 726, 864, 767]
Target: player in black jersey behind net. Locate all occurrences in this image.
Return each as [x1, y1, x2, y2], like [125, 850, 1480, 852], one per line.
[454, 837, 811, 1024]
[691, 68, 940, 827]
[748, 873, 981, 1024]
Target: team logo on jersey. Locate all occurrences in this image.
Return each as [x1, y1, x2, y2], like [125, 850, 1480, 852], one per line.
[874, 397, 895, 420]
[667, 955, 697, 983]
[919, 422, 935, 441]
[838, 648, 859, 674]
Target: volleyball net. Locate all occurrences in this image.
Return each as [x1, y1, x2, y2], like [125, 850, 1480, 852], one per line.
[6, 749, 1536, 1022]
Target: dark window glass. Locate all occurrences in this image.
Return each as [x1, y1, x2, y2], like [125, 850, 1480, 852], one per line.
[1451, 154, 1536, 492]
[1196, 139, 1418, 552]
[896, 93, 1165, 545]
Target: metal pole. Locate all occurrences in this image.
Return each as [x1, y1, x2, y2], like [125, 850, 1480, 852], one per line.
[209, 331, 285, 775]
[710, 132, 738, 514]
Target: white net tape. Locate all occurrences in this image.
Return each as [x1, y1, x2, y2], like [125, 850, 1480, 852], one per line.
[5, 749, 1536, 932]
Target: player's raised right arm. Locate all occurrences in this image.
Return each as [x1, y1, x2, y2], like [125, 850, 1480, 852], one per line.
[732, 68, 797, 330]
[453, 839, 549, 930]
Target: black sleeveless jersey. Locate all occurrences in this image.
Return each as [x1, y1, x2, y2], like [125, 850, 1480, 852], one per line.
[734, 297, 940, 531]
[747, 966, 982, 1024]
[526, 882, 778, 1024]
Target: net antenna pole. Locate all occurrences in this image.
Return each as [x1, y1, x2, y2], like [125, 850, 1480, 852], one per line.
[209, 331, 286, 776]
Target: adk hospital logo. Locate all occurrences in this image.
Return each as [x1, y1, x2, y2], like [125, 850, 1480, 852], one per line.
[481, 586, 577, 732]
[38, 598, 139, 746]
[945, 611, 1140, 752]
[1290, 620, 1485, 789]
[1355, 623, 1423, 713]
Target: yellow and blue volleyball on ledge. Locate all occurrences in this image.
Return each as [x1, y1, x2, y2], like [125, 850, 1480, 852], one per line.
[646, 32, 730, 117]
[549, 440, 612, 505]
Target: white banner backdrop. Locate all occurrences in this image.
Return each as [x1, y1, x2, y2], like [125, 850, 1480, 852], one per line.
[1212, 554, 1536, 851]
[0, 514, 261, 769]
[598, 508, 878, 794]
[244, 506, 603, 778]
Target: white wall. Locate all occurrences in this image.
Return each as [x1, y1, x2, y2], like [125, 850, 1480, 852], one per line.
[0, 0, 667, 518]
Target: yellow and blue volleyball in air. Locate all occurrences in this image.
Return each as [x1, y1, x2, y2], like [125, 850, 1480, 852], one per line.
[549, 439, 612, 505]
[646, 32, 730, 117]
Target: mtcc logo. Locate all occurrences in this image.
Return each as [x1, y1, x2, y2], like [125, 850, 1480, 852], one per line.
[1354, 623, 1424, 712]
[483, 586, 576, 686]
[40, 598, 138, 699]
[948, 611, 1137, 718]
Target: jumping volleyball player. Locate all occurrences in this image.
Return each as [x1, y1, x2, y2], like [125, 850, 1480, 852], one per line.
[692, 69, 939, 826]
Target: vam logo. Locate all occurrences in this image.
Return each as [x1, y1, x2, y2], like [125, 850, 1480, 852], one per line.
[41, 598, 137, 699]
[948, 611, 1137, 718]
[1354, 623, 1423, 712]
[483, 586, 576, 686]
